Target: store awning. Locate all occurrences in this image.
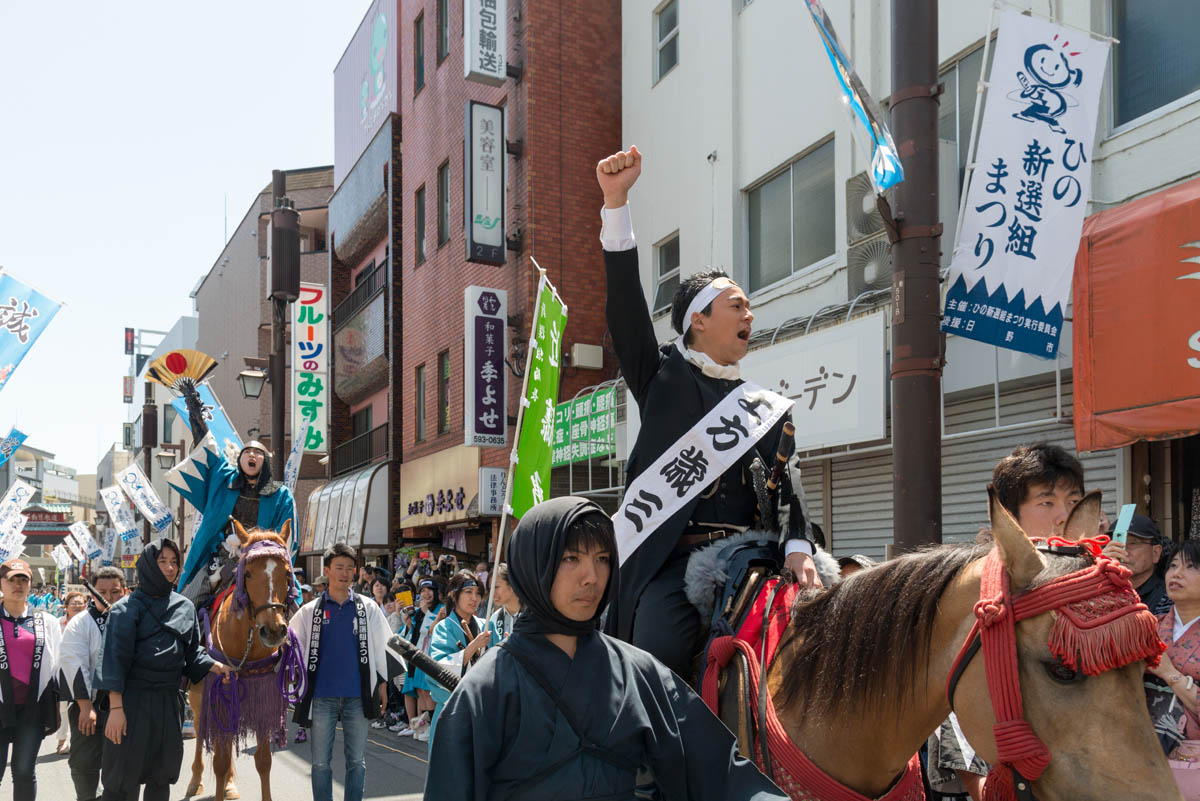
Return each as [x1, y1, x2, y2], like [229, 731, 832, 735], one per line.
[1073, 175, 1200, 452]
[300, 462, 389, 555]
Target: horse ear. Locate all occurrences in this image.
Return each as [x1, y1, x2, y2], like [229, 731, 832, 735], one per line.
[232, 519, 251, 546]
[279, 519, 292, 548]
[1062, 489, 1102, 542]
[988, 485, 1046, 591]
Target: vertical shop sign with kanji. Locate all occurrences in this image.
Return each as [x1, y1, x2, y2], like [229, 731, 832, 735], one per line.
[465, 101, 506, 265]
[942, 10, 1109, 358]
[464, 0, 506, 87]
[292, 282, 329, 454]
[464, 286, 508, 447]
[509, 275, 567, 517]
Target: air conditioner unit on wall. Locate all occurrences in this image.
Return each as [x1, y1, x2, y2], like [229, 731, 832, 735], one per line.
[843, 140, 962, 301]
[845, 171, 890, 245]
[846, 232, 891, 299]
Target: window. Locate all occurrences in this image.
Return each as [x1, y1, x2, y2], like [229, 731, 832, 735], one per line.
[351, 406, 373, 438]
[654, 0, 679, 82]
[437, 0, 450, 64]
[747, 139, 835, 292]
[414, 364, 426, 442]
[415, 185, 427, 264]
[653, 234, 680, 314]
[437, 162, 450, 246]
[414, 13, 425, 94]
[1112, 0, 1200, 127]
[938, 45, 993, 194]
[437, 350, 451, 435]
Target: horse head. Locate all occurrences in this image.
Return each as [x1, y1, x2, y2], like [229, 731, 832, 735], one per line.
[759, 489, 1178, 801]
[948, 490, 1179, 801]
[229, 519, 294, 652]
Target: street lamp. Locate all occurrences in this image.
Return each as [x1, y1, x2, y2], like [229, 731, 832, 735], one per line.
[156, 446, 179, 471]
[237, 367, 268, 400]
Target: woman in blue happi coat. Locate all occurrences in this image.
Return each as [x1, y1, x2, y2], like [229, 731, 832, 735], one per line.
[426, 570, 491, 747]
[172, 435, 295, 599]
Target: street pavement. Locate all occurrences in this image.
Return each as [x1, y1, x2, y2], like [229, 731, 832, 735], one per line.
[27, 718, 429, 800]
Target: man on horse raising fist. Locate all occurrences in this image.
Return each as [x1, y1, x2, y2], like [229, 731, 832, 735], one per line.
[595, 146, 820, 678]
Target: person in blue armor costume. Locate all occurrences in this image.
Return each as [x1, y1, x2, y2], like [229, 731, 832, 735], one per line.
[172, 435, 296, 604]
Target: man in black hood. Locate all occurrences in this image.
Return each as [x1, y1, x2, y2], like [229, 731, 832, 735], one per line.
[96, 539, 231, 801]
[424, 497, 787, 801]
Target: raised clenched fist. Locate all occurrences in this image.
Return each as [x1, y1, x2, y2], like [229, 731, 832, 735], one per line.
[596, 146, 642, 208]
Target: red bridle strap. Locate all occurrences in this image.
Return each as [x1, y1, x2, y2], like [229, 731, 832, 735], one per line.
[946, 546, 1165, 801]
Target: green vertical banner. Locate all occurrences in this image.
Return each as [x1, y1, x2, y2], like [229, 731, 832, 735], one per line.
[509, 275, 568, 517]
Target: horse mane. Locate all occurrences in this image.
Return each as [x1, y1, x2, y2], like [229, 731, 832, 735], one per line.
[776, 542, 988, 723]
[776, 541, 1092, 723]
[242, 529, 287, 550]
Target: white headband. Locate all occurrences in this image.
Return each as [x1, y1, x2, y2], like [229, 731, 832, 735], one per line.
[674, 276, 737, 349]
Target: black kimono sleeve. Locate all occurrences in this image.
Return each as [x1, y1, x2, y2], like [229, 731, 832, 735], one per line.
[94, 599, 137, 694]
[604, 247, 665, 406]
[179, 600, 215, 684]
[647, 661, 789, 801]
[423, 659, 507, 801]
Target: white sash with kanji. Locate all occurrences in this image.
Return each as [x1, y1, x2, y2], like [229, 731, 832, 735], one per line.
[613, 381, 793, 565]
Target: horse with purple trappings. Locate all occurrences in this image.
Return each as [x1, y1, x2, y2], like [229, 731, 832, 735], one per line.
[185, 520, 306, 801]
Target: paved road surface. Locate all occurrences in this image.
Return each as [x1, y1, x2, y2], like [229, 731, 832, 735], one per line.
[26, 718, 429, 800]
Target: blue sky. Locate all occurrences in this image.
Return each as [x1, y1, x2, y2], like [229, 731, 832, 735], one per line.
[0, 1, 369, 473]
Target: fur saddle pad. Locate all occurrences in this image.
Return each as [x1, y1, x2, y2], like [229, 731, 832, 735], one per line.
[683, 531, 841, 623]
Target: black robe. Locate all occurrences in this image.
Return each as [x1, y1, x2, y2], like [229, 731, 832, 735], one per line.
[603, 247, 803, 642]
[95, 545, 213, 794]
[424, 629, 787, 801]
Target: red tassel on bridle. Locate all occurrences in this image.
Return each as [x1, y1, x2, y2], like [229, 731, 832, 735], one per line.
[952, 546, 1166, 801]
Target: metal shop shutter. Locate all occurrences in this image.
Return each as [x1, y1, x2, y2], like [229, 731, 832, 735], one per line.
[942, 381, 1118, 543]
[798, 461, 824, 543]
[830, 452, 895, 560]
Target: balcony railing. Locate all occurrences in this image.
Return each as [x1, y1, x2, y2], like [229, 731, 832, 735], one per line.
[333, 422, 389, 476]
[333, 259, 387, 330]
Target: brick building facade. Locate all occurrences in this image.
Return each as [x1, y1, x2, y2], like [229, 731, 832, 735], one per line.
[313, 0, 621, 567]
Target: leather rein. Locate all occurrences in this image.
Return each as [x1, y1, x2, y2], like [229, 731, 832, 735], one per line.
[943, 537, 1164, 801]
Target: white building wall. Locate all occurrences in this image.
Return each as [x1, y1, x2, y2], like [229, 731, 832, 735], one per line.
[623, 0, 1200, 343]
[621, 0, 1200, 528]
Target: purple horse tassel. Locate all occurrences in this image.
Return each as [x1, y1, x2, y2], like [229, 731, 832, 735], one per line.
[196, 540, 301, 752]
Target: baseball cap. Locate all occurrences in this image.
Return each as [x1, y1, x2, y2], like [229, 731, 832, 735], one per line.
[837, 554, 876, 570]
[1124, 513, 1162, 543]
[0, 559, 32, 580]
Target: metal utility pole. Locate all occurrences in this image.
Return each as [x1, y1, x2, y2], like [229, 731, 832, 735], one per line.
[890, 0, 943, 553]
[270, 170, 301, 479]
[141, 381, 158, 542]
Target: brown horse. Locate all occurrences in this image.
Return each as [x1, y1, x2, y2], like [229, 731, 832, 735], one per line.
[716, 492, 1182, 801]
[186, 520, 297, 801]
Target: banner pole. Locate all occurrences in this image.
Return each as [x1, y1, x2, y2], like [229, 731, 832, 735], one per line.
[486, 266, 549, 621]
[952, 1, 999, 264]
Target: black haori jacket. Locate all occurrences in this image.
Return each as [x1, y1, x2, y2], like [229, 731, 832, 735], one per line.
[288, 591, 395, 727]
[0, 606, 63, 734]
[602, 247, 808, 642]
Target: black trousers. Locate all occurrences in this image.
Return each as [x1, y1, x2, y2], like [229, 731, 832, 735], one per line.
[0, 706, 44, 801]
[68, 702, 108, 801]
[630, 553, 704, 680]
[100, 688, 184, 801]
